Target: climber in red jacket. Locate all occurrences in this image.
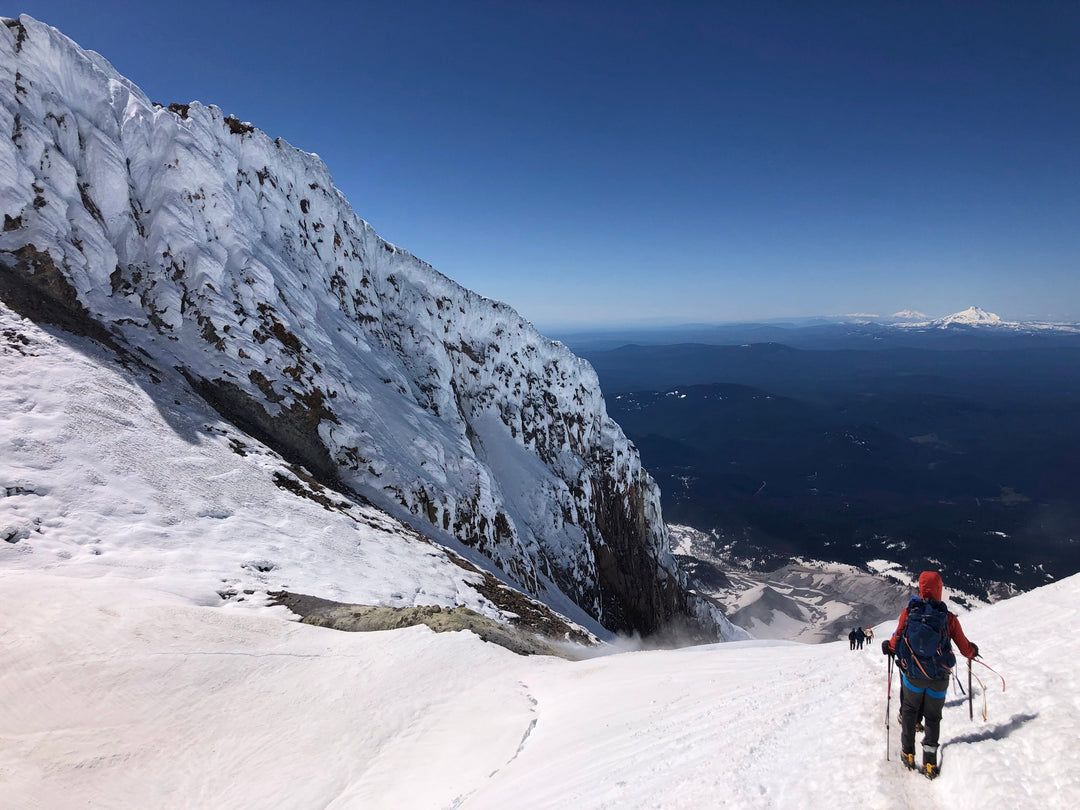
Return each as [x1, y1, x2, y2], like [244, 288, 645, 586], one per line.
[882, 571, 979, 778]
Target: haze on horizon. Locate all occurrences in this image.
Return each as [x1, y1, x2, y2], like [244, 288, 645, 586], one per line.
[11, 1, 1079, 330]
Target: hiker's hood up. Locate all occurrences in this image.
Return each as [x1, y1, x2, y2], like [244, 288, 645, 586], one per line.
[918, 571, 944, 602]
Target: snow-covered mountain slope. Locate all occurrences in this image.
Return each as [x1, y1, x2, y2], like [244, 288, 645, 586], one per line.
[2, 563, 1075, 808]
[937, 305, 1003, 326]
[0, 15, 709, 635]
[0, 301, 607, 642]
[671, 525, 930, 643]
[707, 561, 914, 644]
[883, 305, 1005, 328]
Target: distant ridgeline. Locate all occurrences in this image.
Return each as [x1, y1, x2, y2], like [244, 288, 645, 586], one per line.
[0, 15, 742, 639]
[576, 330, 1080, 599]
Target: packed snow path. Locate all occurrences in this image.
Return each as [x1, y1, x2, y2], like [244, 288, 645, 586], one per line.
[1, 570, 1076, 809]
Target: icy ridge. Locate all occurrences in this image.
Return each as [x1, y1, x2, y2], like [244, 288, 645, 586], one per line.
[0, 15, 690, 633]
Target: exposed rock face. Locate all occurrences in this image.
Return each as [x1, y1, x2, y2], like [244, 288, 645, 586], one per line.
[268, 591, 593, 659]
[0, 15, 726, 636]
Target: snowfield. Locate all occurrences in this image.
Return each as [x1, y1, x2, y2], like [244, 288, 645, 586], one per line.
[1, 567, 1077, 809]
[0, 304, 559, 632]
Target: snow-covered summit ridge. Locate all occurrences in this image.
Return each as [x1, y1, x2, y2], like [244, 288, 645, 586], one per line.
[0, 15, 706, 635]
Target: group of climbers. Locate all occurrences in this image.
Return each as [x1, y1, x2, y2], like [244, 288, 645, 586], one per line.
[848, 625, 874, 650]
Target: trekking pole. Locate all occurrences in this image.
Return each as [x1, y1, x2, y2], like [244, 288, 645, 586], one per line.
[972, 660, 980, 721]
[885, 653, 893, 761]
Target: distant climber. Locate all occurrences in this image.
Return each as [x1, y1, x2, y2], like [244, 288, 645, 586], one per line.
[882, 571, 979, 778]
[865, 626, 875, 644]
[849, 628, 857, 650]
[855, 627, 865, 650]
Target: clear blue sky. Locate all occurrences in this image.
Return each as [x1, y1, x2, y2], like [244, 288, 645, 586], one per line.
[8, 1, 1080, 329]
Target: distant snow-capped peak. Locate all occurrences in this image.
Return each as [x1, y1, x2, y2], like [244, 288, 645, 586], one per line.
[889, 309, 930, 321]
[891, 306, 1016, 330]
[939, 306, 1004, 326]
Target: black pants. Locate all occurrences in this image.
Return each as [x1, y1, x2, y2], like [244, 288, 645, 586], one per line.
[900, 673, 948, 760]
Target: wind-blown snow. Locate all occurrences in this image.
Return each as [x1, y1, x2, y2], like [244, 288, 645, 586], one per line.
[2, 564, 1075, 808]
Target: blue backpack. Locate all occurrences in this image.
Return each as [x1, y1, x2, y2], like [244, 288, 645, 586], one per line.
[897, 597, 956, 680]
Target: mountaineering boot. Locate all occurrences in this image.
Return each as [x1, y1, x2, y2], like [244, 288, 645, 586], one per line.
[901, 752, 916, 771]
[922, 743, 939, 779]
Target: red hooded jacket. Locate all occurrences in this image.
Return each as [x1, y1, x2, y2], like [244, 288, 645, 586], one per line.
[887, 571, 977, 661]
